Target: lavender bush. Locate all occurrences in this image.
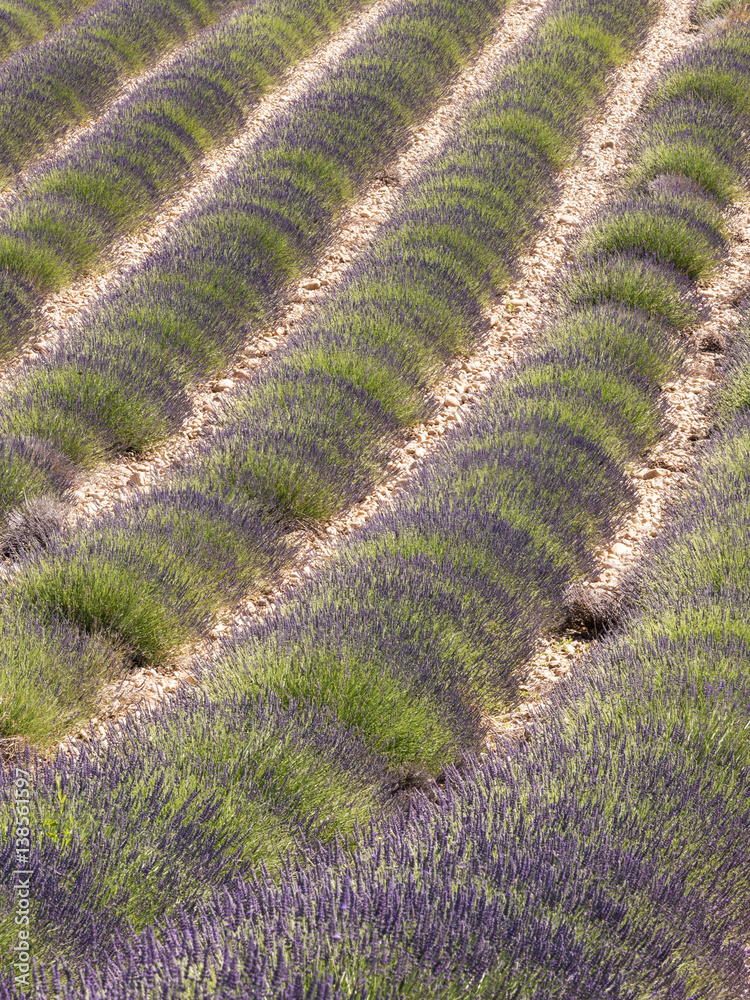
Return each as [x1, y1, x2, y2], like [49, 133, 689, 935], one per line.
[0, 687, 390, 970]
[572, 189, 728, 280]
[12, 486, 286, 666]
[0, 0, 509, 485]
[626, 97, 750, 202]
[0, 608, 120, 749]
[0, 0, 380, 364]
[715, 299, 750, 416]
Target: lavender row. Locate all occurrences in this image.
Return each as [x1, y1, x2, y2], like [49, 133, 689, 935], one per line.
[0, 0, 508, 513]
[629, 302, 750, 629]
[0, 687, 392, 976]
[0, 0, 377, 353]
[0, 0, 242, 182]
[0, 10, 748, 994]
[0, 0, 671, 968]
[4, 294, 748, 996]
[62, 523, 750, 999]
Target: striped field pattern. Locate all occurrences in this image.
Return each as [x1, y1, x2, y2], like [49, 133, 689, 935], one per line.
[0, 0, 748, 996]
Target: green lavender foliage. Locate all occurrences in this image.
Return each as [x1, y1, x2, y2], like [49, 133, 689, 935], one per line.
[0, 0, 667, 751]
[651, 17, 750, 115]
[557, 252, 710, 326]
[0, 609, 120, 747]
[12, 488, 285, 667]
[573, 189, 728, 281]
[0, 0, 90, 60]
[0, 686, 389, 967]
[715, 301, 750, 417]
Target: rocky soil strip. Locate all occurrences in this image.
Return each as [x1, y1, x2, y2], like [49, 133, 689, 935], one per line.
[53, 0, 723, 753]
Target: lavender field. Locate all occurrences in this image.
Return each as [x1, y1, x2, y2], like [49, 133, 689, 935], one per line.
[0, 0, 748, 994]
